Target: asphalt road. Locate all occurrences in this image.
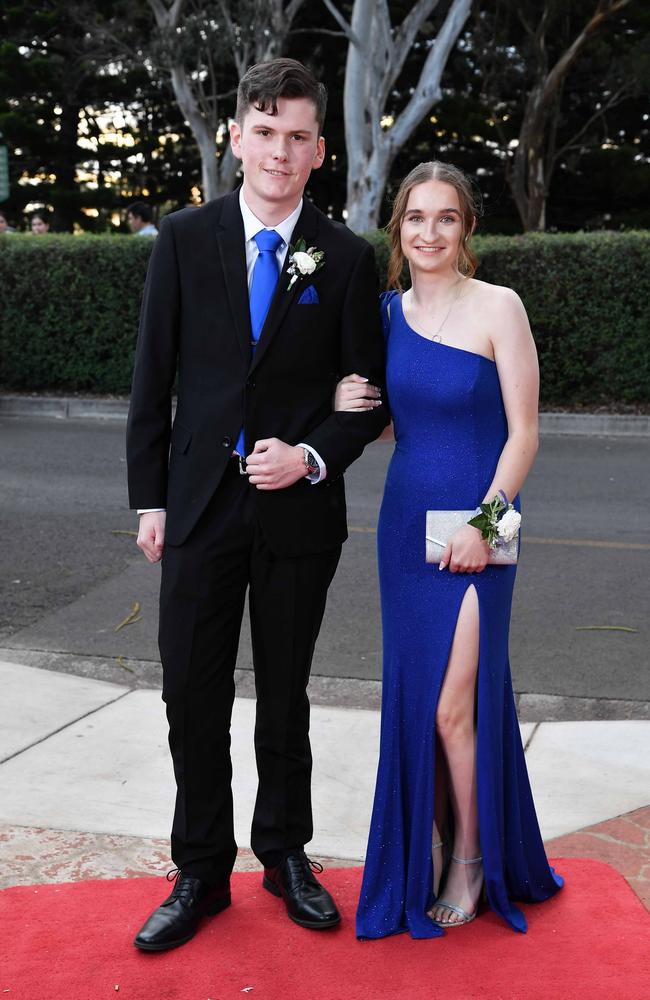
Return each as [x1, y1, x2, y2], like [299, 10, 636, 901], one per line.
[1, 417, 648, 713]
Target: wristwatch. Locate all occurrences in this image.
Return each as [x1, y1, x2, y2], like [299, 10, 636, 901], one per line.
[302, 447, 319, 476]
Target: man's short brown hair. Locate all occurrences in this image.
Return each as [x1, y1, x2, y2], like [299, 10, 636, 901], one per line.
[235, 58, 327, 132]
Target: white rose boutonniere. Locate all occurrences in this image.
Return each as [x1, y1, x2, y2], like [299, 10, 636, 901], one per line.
[292, 251, 317, 274]
[286, 237, 325, 290]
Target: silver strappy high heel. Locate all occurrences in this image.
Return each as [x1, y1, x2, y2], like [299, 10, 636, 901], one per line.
[431, 854, 483, 927]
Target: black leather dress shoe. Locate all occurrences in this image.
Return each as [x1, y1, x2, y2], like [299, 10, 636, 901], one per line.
[263, 851, 340, 929]
[133, 870, 231, 951]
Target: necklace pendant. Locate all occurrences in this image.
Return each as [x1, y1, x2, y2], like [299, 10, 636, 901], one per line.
[432, 334, 443, 343]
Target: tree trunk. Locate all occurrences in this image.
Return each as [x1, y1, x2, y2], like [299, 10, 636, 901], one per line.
[507, 0, 631, 232]
[334, 0, 472, 232]
[214, 145, 240, 197]
[345, 145, 394, 233]
[169, 64, 218, 201]
[511, 86, 549, 232]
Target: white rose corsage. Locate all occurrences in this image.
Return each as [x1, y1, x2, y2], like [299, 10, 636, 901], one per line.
[468, 494, 521, 549]
[286, 238, 325, 290]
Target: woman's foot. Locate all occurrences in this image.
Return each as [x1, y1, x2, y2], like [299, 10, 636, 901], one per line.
[429, 854, 483, 926]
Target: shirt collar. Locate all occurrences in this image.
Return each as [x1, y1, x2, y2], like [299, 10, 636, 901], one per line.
[239, 187, 303, 249]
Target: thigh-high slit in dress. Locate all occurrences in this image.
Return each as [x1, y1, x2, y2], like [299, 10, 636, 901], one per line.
[356, 291, 563, 940]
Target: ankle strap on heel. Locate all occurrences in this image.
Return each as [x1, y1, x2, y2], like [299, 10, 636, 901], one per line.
[450, 854, 482, 865]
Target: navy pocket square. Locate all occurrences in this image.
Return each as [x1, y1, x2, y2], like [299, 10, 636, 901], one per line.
[297, 285, 319, 304]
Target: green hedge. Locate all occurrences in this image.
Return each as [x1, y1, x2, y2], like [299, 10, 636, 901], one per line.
[1, 229, 649, 404]
[0, 234, 153, 395]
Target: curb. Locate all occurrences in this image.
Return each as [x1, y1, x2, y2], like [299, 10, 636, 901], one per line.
[538, 412, 650, 437]
[0, 396, 130, 421]
[1, 394, 649, 436]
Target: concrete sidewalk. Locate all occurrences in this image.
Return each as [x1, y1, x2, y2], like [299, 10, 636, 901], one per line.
[1, 659, 649, 906]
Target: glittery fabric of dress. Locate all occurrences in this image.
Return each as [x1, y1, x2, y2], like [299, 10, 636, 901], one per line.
[356, 291, 563, 940]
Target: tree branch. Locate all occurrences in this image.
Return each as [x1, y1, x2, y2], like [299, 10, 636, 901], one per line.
[541, 0, 632, 116]
[320, 0, 362, 47]
[285, 0, 307, 20]
[290, 27, 347, 37]
[392, 0, 440, 75]
[147, 0, 186, 31]
[390, 0, 472, 149]
[551, 81, 630, 167]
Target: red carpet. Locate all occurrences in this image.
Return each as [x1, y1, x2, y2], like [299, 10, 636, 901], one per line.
[1, 859, 648, 1000]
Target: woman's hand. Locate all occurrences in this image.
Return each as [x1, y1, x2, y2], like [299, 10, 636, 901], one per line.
[439, 524, 490, 573]
[334, 373, 382, 412]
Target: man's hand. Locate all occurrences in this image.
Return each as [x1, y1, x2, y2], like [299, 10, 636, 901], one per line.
[246, 438, 306, 490]
[137, 511, 167, 562]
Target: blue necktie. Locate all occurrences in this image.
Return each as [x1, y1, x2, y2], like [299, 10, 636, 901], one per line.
[235, 229, 283, 458]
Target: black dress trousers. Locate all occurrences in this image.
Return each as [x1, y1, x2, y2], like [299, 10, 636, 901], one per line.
[158, 461, 341, 883]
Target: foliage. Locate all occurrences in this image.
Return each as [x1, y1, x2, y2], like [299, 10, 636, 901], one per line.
[382, 1, 650, 230]
[472, 229, 650, 405]
[1, 229, 648, 405]
[0, 233, 152, 392]
[1, 1, 648, 233]
[0, 1, 201, 232]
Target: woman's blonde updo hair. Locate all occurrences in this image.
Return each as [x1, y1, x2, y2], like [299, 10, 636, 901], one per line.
[386, 161, 481, 291]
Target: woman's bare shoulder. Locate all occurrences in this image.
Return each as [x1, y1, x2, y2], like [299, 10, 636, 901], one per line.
[466, 277, 524, 310]
[466, 279, 532, 353]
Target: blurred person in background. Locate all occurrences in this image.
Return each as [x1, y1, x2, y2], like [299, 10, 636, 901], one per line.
[0, 210, 15, 233]
[127, 201, 158, 237]
[30, 210, 51, 234]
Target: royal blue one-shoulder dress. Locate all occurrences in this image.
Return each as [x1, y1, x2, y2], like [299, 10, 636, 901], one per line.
[356, 291, 563, 940]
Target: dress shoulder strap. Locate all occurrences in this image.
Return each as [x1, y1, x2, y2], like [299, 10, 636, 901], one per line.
[379, 289, 399, 343]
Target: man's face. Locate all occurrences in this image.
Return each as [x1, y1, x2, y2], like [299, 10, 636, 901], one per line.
[230, 97, 325, 211]
[127, 212, 143, 233]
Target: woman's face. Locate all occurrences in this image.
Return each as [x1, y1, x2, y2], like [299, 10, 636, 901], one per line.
[400, 179, 464, 277]
[0, 216, 8, 233]
[31, 215, 50, 234]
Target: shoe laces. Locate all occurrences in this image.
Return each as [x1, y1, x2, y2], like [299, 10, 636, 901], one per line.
[285, 853, 323, 887]
[165, 867, 199, 906]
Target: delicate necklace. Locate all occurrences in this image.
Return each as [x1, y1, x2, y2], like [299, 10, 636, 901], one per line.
[421, 277, 465, 343]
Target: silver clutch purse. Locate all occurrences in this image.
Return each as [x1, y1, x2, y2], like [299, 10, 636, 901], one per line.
[426, 510, 518, 565]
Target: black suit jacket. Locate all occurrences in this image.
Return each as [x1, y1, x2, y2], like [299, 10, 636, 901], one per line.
[126, 190, 388, 555]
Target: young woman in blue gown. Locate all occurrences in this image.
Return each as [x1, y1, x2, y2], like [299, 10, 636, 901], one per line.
[336, 162, 563, 939]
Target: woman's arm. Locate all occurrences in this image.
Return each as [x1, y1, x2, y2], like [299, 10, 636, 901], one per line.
[482, 287, 540, 503]
[441, 287, 539, 573]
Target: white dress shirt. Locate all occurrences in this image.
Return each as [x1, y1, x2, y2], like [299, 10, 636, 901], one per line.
[137, 191, 326, 514]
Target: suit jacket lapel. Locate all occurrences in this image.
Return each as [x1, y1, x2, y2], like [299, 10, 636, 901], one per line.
[249, 199, 320, 375]
[215, 190, 252, 365]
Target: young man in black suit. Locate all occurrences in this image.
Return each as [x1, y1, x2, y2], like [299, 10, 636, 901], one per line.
[127, 58, 387, 951]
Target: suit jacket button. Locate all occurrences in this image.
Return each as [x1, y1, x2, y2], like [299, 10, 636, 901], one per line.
[221, 436, 232, 448]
